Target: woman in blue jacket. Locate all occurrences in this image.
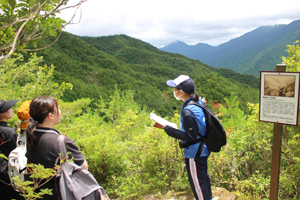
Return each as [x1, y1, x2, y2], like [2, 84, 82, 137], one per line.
[155, 75, 212, 200]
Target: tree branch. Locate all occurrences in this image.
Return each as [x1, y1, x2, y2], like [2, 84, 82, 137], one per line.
[0, 0, 88, 62]
[0, 17, 32, 62]
[20, 31, 62, 52]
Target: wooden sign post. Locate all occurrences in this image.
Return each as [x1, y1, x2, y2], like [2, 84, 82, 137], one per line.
[269, 64, 285, 200]
[259, 64, 300, 199]
[269, 123, 282, 200]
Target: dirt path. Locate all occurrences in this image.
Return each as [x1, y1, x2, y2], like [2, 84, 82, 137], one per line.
[143, 187, 238, 200]
[111, 187, 238, 200]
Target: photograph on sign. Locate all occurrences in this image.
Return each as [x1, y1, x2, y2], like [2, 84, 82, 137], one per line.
[259, 72, 300, 125]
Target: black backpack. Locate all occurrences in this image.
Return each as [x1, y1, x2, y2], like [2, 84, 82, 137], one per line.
[182, 100, 227, 161]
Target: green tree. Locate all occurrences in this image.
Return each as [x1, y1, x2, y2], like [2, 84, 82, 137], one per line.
[0, 0, 87, 62]
[14, 163, 56, 200]
[0, 53, 73, 131]
[282, 40, 300, 72]
[218, 92, 246, 128]
[279, 41, 300, 199]
[0, 53, 72, 101]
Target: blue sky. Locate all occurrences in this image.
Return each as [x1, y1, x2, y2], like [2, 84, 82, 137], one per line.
[60, 0, 300, 47]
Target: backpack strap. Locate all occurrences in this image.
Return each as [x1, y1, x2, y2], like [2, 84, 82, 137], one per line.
[0, 126, 9, 134]
[57, 135, 67, 166]
[184, 100, 206, 110]
[56, 135, 67, 200]
[182, 100, 207, 162]
[0, 126, 9, 140]
[0, 126, 9, 154]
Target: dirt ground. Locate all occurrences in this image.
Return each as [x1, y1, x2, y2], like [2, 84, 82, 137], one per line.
[142, 187, 238, 200]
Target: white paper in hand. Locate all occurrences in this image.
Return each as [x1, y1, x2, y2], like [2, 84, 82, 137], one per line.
[150, 113, 177, 129]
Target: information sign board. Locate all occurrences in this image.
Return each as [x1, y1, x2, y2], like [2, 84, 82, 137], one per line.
[259, 71, 300, 125]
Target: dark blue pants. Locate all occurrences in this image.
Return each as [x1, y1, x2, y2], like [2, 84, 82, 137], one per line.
[185, 157, 212, 200]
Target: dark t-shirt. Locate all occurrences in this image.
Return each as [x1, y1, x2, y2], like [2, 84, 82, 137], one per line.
[26, 127, 86, 200]
[0, 121, 17, 157]
[0, 122, 23, 200]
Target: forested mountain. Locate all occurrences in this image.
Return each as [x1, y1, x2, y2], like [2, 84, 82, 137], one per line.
[22, 32, 259, 115]
[160, 19, 300, 77]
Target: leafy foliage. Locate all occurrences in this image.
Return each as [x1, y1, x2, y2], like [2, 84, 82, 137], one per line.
[14, 163, 56, 200]
[14, 154, 74, 200]
[0, 53, 73, 130]
[282, 40, 300, 72]
[57, 89, 189, 199]
[0, 0, 87, 62]
[194, 73, 258, 114]
[21, 32, 260, 116]
[0, 53, 72, 101]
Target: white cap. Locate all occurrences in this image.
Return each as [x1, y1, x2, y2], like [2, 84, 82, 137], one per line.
[166, 75, 190, 87]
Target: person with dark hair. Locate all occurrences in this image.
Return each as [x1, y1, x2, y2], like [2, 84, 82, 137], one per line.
[0, 99, 24, 200]
[154, 75, 212, 200]
[26, 96, 88, 200]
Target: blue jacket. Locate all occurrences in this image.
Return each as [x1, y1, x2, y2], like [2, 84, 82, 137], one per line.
[164, 98, 210, 158]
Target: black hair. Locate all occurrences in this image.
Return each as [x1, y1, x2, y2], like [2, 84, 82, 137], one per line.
[176, 86, 199, 102]
[191, 92, 199, 102]
[26, 96, 59, 154]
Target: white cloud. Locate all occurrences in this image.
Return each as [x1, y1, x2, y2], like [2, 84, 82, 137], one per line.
[60, 0, 300, 47]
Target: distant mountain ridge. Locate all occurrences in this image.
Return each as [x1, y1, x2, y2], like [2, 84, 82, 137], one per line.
[160, 20, 300, 76]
